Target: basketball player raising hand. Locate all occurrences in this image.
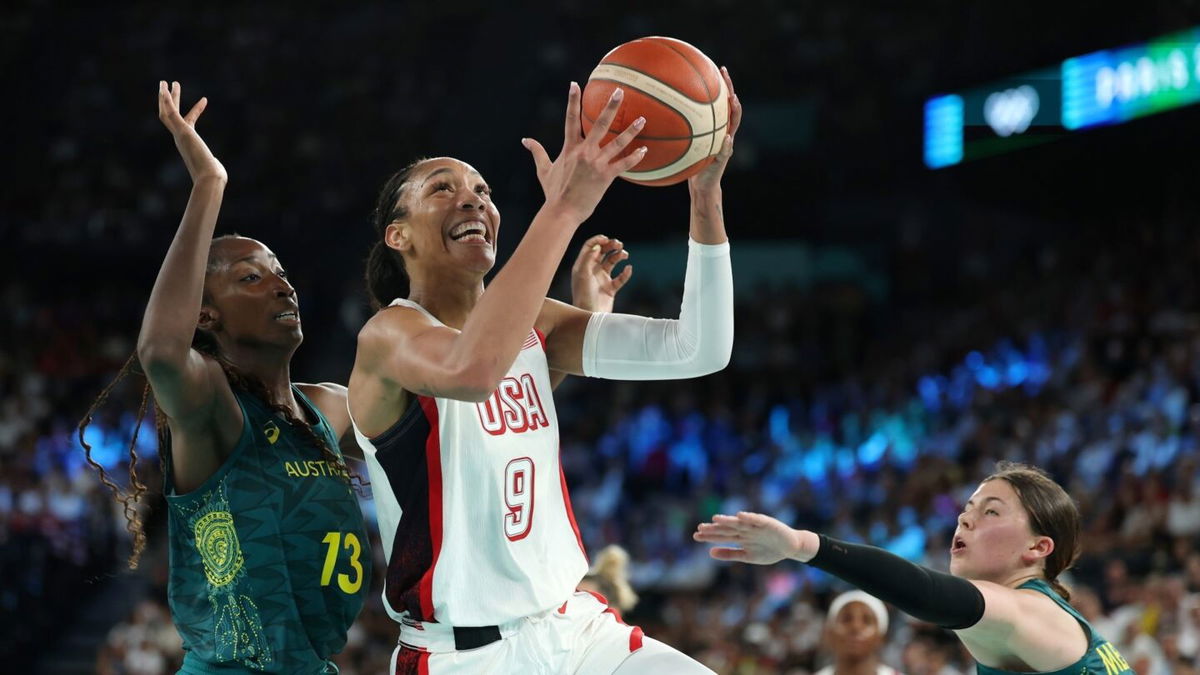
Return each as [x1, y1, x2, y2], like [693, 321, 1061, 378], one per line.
[348, 69, 741, 675]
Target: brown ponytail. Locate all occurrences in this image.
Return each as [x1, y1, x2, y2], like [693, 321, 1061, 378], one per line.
[983, 461, 1081, 600]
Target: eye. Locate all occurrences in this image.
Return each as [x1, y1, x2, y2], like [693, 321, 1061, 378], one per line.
[475, 184, 492, 196]
[432, 181, 452, 193]
[240, 273, 260, 282]
[276, 269, 287, 279]
[985, 509, 999, 516]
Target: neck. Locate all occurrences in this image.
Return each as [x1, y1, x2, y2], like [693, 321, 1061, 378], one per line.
[217, 343, 298, 412]
[833, 654, 880, 675]
[999, 568, 1045, 590]
[408, 275, 486, 330]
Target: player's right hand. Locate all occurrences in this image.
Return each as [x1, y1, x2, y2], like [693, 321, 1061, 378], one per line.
[570, 234, 632, 314]
[158, 81, 227, 185]
[522, 83, 646, 224]
[693, 512, 816, 565]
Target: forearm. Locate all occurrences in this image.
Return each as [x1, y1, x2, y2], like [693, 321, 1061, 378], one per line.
[688, 186, 727, 245]
[581, 238, 732, 379]
[452, 205, 577, 381]
[137, 177, 227, 358]
[805, 534, 985, 630]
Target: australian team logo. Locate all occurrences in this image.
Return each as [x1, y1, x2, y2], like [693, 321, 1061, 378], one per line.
[262, 420, 280, 445]
[476, 374, 549, 435]
[194, 510, 244, 587]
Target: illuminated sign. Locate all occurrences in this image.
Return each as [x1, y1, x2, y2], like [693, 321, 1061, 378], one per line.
[924, 26, 1200, 168]
[1062, 27, 1200, 129]
[923, 69, 1062, 169]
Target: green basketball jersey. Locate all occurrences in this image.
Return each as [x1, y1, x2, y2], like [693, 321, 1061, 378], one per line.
[164, 386, 371, 674]
[975, 579, 1133, 675]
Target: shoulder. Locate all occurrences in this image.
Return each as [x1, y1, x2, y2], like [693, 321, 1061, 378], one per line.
[971, 580, 1078, 629]
[357, 305, 435, 354]
[959, 581, 1088, 668]
[536, 297, 589, 335]
[296, 381, 347, 405]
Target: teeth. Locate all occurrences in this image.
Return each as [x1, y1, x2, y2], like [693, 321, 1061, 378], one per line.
[450, 221, 487, 240]
[458, 233, 487, 243]
[275, 312, 297, 319]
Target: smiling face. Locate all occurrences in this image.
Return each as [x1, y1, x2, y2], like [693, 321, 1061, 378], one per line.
[384, 157, 500, 279]
[950, 478, 1053, 581]
[200, 237, 302, 353]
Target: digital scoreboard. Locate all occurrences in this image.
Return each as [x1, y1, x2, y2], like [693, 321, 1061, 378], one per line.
[924, 26, 1200, 169]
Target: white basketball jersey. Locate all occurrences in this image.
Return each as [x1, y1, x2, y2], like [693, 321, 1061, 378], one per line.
[351, 298, 589, 627]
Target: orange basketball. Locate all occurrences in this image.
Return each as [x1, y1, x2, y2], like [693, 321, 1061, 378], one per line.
[581, 36, 729, 187]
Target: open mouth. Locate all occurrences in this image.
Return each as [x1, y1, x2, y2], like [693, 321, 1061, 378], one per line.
[274, 311, 299, 322]
[449, 220, 489, 244]
[951, 537, 967, 554]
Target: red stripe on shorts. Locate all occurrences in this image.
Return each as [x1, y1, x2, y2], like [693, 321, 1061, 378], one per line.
[629, 625, 644, 652]
[394, 648, 431, 675]
[582, 589, 644, 653]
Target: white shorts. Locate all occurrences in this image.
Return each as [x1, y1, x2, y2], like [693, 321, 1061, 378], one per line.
[389, 590, 644, 675]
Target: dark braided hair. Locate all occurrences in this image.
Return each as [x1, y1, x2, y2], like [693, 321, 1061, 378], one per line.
[366, 158, 427, 311]
[79, 235, 364, 570]
[77, 353, 153, 568]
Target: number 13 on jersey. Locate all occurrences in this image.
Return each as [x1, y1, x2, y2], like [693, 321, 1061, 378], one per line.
[504, 457, 535, 541]
[320, 531, 364, 594]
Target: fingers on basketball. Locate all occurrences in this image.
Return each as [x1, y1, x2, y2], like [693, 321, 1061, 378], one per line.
[587, 88, 625, 144]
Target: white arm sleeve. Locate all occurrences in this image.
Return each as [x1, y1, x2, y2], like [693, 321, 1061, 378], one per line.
[581, 238, 733, 380]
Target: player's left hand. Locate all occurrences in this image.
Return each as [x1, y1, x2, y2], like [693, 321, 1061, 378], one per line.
[687, 66, 741, 195]
[693, 511, 806, 565]
[570, 234, 632, 314]
[158, 81, 226, 185]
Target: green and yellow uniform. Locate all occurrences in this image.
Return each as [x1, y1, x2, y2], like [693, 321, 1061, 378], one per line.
[164, 386, 370, 674]
[976, 579, 1133, 675]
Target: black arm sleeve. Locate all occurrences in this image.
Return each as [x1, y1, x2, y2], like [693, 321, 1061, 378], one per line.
[807, 534, 986, 630]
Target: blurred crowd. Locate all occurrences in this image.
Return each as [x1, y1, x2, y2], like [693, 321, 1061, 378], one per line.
[3, 208, 1200, 673]
[8, 4, 1200, 675]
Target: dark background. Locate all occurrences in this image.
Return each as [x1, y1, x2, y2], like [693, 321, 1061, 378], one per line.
[5, 2, 1200, 673]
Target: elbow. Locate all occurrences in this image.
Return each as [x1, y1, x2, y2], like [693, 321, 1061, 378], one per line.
[693, 348, 732, 377]
[447, 363, 503, 403]
[136, 338, 190, 375]
[689, 329, 733, 377]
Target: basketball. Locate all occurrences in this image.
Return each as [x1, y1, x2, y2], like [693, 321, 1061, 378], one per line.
[582, 36, 729, 186]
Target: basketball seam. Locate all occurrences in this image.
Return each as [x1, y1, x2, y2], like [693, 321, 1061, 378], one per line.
[656, 38, 721, 156]
[585, 75, 695, 138]
[595, 57, 715, 105]
[581, 108, 727, 141]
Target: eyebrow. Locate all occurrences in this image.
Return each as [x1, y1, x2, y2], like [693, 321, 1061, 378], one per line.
[233, 254, 278, 264]
[421, 166, 484, 187]
[965, 496, 1006, 507]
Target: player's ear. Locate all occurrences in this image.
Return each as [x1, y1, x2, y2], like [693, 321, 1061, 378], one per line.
[385, 221, 412, 253]
[198, 306, 221, 332]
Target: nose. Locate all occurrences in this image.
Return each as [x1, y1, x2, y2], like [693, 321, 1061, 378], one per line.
[457, 192, 485, 211]
[958, 511, 972, 530]
[272, 273, 295, 298]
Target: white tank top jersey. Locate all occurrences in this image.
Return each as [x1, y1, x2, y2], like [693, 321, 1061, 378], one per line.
[351, 298, 589, 627]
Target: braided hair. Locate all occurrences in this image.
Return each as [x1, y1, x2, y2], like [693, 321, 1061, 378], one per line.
[365, 158, 427, 310]
[78, 235, 363, 569]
